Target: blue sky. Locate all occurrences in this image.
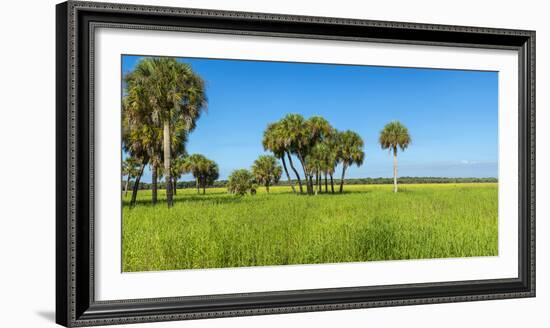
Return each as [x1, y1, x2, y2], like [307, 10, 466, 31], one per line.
[122, 55, 498, 182]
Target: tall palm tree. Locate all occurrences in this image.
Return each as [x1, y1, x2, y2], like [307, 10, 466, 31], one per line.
[145, 114, 163, 205]
[338, 130, 365, 193]
[303, 124, 339, 194]
[379, 121, 411, 193]
[279, 114, 310, 193]
[262, 122, 297, 193]
[285, 151, 303, 193]
[305, 116, 333, 194]
[305, 143, 325, 195]
[307, 155, 322, 194]
[324, 133, 340, 194]
[128, 57, 207, 207]
[251, 155, 282, 193]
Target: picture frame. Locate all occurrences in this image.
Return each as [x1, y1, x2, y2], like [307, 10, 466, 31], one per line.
[56, 1, 535, 326]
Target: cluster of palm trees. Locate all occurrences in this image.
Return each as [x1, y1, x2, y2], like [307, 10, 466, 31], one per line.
[180, 154, 219, 195]
[122, 57, 207, 207]
[261, 114, 365, 195]
[261, 115, 411, 195]
[226, 155, 283, 195]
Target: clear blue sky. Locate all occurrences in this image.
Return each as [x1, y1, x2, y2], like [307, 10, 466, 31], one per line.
[122, 55, 498, 182]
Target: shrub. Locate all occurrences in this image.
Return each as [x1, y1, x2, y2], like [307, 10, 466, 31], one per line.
[227, 169, 255, 195]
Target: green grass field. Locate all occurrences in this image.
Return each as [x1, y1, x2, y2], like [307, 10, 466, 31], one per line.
[122, 183, 498, 272]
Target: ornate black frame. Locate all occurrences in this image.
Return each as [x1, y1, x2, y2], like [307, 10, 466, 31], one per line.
[56, 1, 535, 326]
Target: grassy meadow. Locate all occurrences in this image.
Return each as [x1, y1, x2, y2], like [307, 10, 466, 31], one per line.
[122, 183, 498, 272]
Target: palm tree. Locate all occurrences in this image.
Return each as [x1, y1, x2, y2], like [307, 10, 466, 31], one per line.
[307, 116, 333, 143]
[305, 143, 325, 195]
[338, 130, 365, 193]
[304, 130, 339, 194]
[122, 156, 140, 197]
[122, 97, 151, 206]
[127, 58, 207, 207]
[182, 154, 208, 194]
[201, 160, 219, 194]
[251, 155, 282, 193]
[150, 159, 161, 204]
[262, 122, 297, 193]
[267, 114, 336, 195]
[182, 154, 218, 194]
[324, 133, 340, 194]
[279, 114, 310, 193]
[379, 121, 411, 193]
[278, 114, 336, 195]
[123, 72, 164, 205]
[170, 155, 188, 196]
[305, 116, 333, 194]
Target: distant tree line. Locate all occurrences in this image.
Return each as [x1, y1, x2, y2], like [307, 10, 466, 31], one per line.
[125, 176, 497, 191]
[327, 177, 498, 185]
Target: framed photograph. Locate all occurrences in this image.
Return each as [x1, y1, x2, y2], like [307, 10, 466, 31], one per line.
[56, 1, 535, 326]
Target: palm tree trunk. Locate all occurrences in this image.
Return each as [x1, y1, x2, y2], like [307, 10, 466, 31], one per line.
[281, 156, 296, 193]
[152, 164, 158, 204]
[203, 184, 206, 195]
[196, 177, 200, 194]
[124, 178, 130, 197]
[172, 177, 177, 196]
[393, 148, 398, 193]
[330, 173, 335, 194]
[286, 152, 303, 193]
[314, 173, 319, 195]
[339, 164, 347, 193]
[317, 172, 321, 193]
[130, 158, 147, 207]
[266, 183, 270, 193]
[296, 152, 312, 195]
[163, 121, 173, 207]
[324, 173, 328, 193]
[315, 172, 318, 193]
[306, 175, 312, 195]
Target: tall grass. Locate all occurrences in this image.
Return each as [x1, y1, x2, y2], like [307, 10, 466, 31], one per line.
[122, 183, 498, 272]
